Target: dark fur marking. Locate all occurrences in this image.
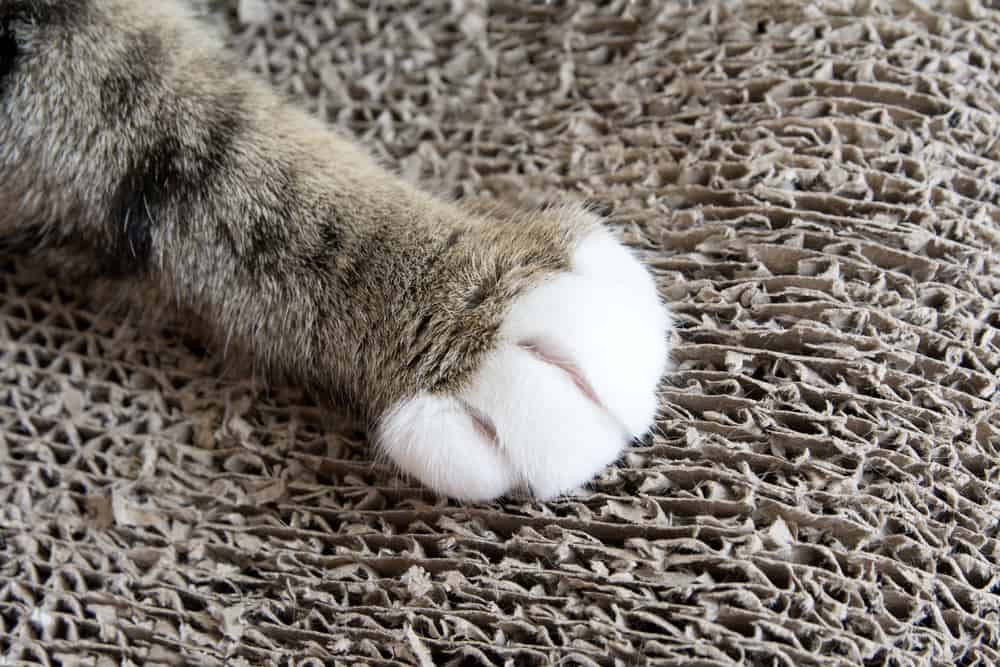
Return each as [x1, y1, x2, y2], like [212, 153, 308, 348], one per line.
[583, 199, 614, 217]
[202, 90, 247, 172]
[465, 284, 488, 309]
[240, 209, 290, 276]
[0, 0, 87, 86]
[404, 313, 435, 369]
[105, 138, 182, 277]
[302, 203, 344, 274]
[0, 0, 89, 28]
[104, 177, 155, 277]
[240, 163, 295, 273]
[0, 0, 80, 87]
[0, 23, 18, 85]
[98, 30, 165, 122]
[319, 220, 342, 253]
[0, 0, 90, 100]
[104, 91, 249, 277]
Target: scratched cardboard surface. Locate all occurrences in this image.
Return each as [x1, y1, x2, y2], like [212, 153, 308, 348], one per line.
[2, 1, 999, 665]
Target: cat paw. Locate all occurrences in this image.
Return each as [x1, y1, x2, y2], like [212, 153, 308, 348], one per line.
[376, 227, 671, 501]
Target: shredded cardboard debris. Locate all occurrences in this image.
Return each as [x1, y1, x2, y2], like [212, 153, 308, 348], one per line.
[2, 1, 998, 665]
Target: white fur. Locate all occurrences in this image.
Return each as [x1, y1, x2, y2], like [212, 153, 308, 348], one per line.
[377, 228, 671, 501]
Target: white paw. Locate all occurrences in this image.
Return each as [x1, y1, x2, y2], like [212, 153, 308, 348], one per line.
[376, 228, 671, 502]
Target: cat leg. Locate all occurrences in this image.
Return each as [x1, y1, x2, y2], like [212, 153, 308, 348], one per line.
[0, 0, 671, 501]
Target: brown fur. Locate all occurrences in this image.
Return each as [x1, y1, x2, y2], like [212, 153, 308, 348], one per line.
[0, 0, 598, 424]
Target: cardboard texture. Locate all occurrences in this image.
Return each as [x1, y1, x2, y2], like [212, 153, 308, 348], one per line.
[2, 0, 999, 665]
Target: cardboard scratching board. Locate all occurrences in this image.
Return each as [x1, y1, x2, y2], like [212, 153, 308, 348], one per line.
[1, 1, 998, 665]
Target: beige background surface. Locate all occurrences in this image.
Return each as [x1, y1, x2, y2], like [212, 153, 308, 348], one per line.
[1, 1, 998, 665]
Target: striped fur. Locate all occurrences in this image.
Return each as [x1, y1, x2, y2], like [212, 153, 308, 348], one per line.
[0, 1, 671, 500]
[0, 0, 588, 419]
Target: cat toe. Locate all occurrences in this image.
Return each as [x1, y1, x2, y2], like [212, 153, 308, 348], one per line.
[376, 392, 518, 502]
[502, 227, 671, 438]
[377, 228, 671, 501]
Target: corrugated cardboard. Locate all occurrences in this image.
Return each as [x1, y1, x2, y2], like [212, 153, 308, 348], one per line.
[1, 1, 998, 665]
